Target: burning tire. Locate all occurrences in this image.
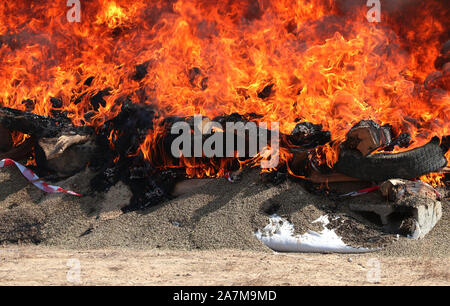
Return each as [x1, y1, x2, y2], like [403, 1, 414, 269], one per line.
[335, 137, 448, 181]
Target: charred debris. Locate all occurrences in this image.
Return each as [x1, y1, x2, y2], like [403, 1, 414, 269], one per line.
[1, 100, 449, 212]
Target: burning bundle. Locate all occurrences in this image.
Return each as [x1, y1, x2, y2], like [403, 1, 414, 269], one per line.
[0, 0, 449, 212]
[1, 102, 449, 211]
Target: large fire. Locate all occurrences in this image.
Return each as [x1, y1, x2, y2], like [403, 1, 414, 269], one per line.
[0, 0, 449, 180]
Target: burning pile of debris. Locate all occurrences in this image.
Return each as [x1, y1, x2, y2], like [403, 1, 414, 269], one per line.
[1, 104, 448, 206]
[0, 0, 449, 245]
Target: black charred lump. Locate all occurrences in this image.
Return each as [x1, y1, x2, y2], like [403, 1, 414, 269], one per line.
[92, 101, 157, 169]
[441, 135, 450, 153]
[122, 167, 180, 212]
[128, 157, 154, 180]
[213, 113, 248, 125]
[212, 112, 263, 126]
[21, 99, 35, 111]
[384, 133, 412, 151]
[0, 107, 91, 139]
[289, 122, 331, 148]
[90, 102, 160, 202]
[257, 84, 274, 99]
[83, 111, 95, 122]
[132, 61, 150, 81]
[49, 110, 71, 125]
[88, 100, 186, 212]
[50, 97, 63, 108]
[107, 102, 156, 154]
[90, 88, 111, 111]
[83, 76, 95, 86]
[90, 167, 121, 192]
[260, 170, 286, 185]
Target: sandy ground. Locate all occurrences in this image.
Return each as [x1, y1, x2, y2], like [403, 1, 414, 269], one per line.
[0, 166, 400, 250]
[0, 164, 449, 285]
[0, 246, 448, 285]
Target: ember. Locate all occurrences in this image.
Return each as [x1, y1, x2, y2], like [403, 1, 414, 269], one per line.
[0, 0, 449, 212]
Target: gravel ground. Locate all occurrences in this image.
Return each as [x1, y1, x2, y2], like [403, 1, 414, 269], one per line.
[0, 166, 397, 251]
[0, 164, 448, 285]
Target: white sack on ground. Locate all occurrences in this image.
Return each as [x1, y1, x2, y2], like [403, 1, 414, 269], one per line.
[255, 214, 374, 253]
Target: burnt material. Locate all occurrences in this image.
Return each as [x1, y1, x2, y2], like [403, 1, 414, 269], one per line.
[335, 137, 448, 181]
[0, 137, 34, 161]
[0, 107, 92, 139]
[90, 88, 111, 111]
[2, 103, 448, 211]
[0, 124, 12, 152]
[50, 97, 63, 109]
[0, 107, 61, 138]
[384, 133, 412, 151]
[90, 102, 180, 211]
[83, 76, 95, 86]
[288, 148, 309, 176]
[257, 84, 274, 99]
[132, 61, 150, 81]
[21, 99, 35, 111]
[341, 120, 392, 156]
[288, 122, 331, 148]
[440, 135, 450, 153]
[90, 101, 157, 182]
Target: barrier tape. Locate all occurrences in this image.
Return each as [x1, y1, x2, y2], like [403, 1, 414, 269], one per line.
[224, 172, 234, 182]
[339, 185, 380, 197]
[0, 158, 81, 196]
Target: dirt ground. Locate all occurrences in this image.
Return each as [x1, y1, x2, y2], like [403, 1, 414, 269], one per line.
[0, 246, 448, 285]
[0, 166, 402, 250]
[0, 164, 449, 285]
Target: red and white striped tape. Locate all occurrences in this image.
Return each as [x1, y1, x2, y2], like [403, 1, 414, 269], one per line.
[339, 185, 380, 197]
[0, 158, 81, 196]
